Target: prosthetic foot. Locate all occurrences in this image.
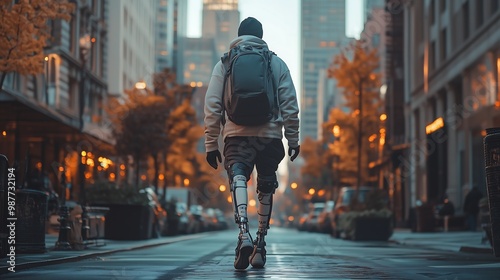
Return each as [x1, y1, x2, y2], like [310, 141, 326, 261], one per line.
[230, 164, 253, 269]
[250, 174, 277, 268]
[250, 230, 267, 268]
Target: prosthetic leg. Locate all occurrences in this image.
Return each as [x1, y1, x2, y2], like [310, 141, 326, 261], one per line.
[250, 173, 278, 268]
[229, 163, 253, 269]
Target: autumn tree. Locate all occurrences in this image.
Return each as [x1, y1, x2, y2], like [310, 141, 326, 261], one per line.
[0, 0, 74, 89]
[152, 69, 205, 201]
[109, 87, 170, 189]
[327, 39, 383, 190]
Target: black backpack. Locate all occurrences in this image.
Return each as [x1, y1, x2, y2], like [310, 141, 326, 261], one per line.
[221, 44, 277, 126]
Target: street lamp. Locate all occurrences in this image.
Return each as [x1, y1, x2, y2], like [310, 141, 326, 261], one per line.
[79, 31, 91, 247]
[332, 125, 341, 199]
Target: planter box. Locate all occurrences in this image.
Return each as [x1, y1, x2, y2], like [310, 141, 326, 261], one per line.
[92, 204, 153, 240]
[350, 216, 393, 241]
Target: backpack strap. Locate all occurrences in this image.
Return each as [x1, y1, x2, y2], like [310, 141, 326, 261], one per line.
[267, 51, 279, 115]
[220, 51, 231, 126]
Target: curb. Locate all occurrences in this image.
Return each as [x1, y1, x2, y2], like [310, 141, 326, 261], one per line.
[459, 246, 494, 254]
[391, 239, 494, 255]
[0, 233, 207, 274]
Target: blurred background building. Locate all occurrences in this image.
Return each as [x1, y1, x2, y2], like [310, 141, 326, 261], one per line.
[107, 0, 156, 96]
[403, 0, 500, 219]
[300, 0, 351, 142]
[0, 0, 113, 201]
[1, 0, 500, 227]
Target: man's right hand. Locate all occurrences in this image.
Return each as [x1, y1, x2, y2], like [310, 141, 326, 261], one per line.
[288, 145, 300, 162]
[206, 150, 222, 169]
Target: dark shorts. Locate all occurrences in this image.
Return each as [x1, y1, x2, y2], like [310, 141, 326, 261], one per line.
[223, 136, 285, 179]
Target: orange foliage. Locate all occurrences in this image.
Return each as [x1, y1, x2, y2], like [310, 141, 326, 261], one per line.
[0, 0, 74, 85]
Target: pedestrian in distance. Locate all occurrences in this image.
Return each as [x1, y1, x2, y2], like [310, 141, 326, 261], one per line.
[204, 17, 300, 270]
[463, 186, 483, 231]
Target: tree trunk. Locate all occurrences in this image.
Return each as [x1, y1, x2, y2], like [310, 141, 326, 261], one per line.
[135, 153, 140, 190]
[0, 72, 7, 91]
[162, 151, 168, 202]
[153, 154, 159, 194]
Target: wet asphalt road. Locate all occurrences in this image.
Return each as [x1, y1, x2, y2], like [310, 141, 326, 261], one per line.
[2, 227, 500, 280]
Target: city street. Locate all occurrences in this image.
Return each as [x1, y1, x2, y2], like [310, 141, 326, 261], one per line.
[2, 227, 499, 280]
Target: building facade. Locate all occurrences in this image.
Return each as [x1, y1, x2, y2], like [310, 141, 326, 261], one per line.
[107, 0, 156, 95]
[154, 0, 190, 75]
[201, 0, 240, 57]
[0, 0, 112, 200]
[404, 0, 500, 218]
[300, 0, 350, 142]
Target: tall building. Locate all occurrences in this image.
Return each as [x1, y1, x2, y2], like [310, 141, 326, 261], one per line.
[155, 0, 189, 75]
[404, 0, 500, 217]
[201, 0, 240, 57]
[300, 0, 350, 142]
[155, 0, 174, 72]
[0, 0, 112, 200]
[107, 0, 156, 95]
[364, 0, 385, 22]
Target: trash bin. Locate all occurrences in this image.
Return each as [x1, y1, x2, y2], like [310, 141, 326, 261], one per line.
[415, 204, 435, 232]
[483, 127, 500, 257]
[16, 189, 49, 253]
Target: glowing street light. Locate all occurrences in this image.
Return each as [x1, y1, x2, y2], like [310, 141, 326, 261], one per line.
[249, 199, 256, 207]
[135, 80, 147, 90]
[219, 184, 227, 192]
[333, 125, 340, 138]
[290, 182, 298, 189]
[308, 188, 316, 195]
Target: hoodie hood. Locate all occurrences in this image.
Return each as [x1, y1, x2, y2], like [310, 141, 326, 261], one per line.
[229, 35, 268, 49]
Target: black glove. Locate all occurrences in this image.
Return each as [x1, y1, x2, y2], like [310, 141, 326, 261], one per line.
[206, 150, 222, 169]
[288, 145, 300, 162]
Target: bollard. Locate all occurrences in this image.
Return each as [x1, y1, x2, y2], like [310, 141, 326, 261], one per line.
[54, 171, 71, 250]
[483, 127, 500, 257]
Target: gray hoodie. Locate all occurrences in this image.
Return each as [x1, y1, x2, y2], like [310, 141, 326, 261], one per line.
[204, 35, 300, 152]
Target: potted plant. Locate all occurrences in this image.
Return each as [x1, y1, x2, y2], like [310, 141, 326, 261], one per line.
[337, 188, 394, 241]
[86, 183, 154, 240]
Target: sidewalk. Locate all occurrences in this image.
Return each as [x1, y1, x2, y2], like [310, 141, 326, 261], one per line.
[390, 228, 494, 254]
[1, 228, 495, 274]
[0, 232, 209, 274]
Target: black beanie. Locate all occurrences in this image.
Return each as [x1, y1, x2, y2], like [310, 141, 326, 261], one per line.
[238, 17, 263, 39]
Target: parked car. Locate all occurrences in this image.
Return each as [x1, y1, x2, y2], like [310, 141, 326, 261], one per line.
[140, 188, 168, 238]
[301, 202, 326, 232]
[187, 204, 205, 233]
[297, 213, 310, 231]
[214, 208, 229, 230]
[175, 202, 190, 234]
[330, 186, 373, 238]
[317, 200, 335, 233]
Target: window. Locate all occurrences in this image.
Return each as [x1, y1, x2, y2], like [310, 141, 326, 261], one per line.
[463, 2, 469, 40]
[429, 0, 435, 24]
[440, 0, 446, 13]
[372, 34, 380, 48]
[430, 41, 436, 72]
[69, 16, 76, 54]
[493, 0, 499, 13]
[440, 28, 447, 61]
[476, 0, 484, 28]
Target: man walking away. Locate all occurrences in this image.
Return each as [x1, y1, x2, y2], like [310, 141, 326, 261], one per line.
[204, 17, 300, 270]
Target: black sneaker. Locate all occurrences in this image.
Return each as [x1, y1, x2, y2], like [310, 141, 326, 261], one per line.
[249, 238, 266, 268]
[234, 232, 253, 270]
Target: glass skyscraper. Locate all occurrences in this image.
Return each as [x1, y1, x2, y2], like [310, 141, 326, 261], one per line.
[300, 0, 350, 142]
